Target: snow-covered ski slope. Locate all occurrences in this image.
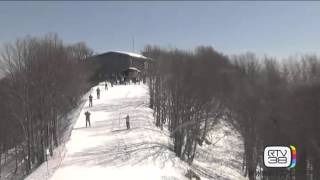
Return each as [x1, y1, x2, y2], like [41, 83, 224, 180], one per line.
[26, 83, 246, 180]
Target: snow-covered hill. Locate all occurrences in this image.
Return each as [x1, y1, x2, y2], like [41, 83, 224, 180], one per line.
[26, 83, 246, 180]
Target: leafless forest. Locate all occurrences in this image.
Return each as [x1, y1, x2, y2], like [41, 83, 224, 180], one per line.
[0, 35, 319, 180]
[143, 45, 320, 180]
[0, 34, 93, 178]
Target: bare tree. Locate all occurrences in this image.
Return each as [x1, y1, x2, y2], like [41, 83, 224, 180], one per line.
[0, 34, 92, 177]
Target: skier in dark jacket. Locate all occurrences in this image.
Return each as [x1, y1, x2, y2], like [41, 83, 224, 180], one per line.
[125, 115, 130, 130]
[85, 111, 91, 128]
[96, 87, 100, 99]
[105, 81, 108, 90]
[89, 94, 93, 107]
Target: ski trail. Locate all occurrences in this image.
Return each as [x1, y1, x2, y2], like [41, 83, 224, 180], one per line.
[49, 83, 188, 180]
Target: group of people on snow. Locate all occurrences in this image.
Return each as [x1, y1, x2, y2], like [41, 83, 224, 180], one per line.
[108, 73, 146, 86]
[85, 83, 103, 128]
[84, 81, 130, 130]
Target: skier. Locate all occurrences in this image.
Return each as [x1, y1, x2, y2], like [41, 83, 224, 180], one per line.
[125, 115, 130, 130]
[105, 81, 108, 90]
[96, 87, 100, 99]
[85, 111, 91, 128]
[89, 94, 93, 107]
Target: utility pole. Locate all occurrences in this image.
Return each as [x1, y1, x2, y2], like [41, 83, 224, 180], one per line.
[132, 36, 135, 53]
[130, 36, 135, 66]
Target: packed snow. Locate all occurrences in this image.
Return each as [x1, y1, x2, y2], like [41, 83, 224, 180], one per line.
[25, 83, 246, 180]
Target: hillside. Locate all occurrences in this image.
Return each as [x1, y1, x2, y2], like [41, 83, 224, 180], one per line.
[26, 83, 245, 180]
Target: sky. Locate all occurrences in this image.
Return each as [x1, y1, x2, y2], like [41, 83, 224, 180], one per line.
[0, 1, 319, 59]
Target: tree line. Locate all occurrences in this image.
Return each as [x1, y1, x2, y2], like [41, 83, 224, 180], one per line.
[0, 34, 93, 178]
[143, 45, 320, 180]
